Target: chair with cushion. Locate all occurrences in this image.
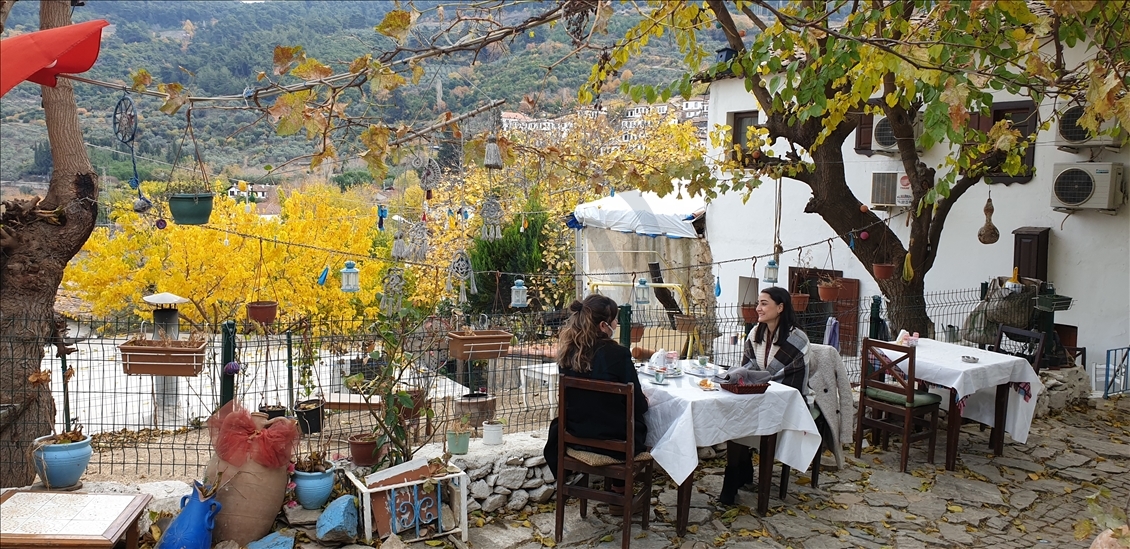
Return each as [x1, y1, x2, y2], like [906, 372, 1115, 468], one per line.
[554, 376, 653, 549]
[854, 338, 942, 473]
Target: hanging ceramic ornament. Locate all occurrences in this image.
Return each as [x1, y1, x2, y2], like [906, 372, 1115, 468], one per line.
[714, 276, 722, 297]
[407, 221, 429, 261]
[977, 193, 1000, 244]
[447, 250, 478, 303]
[377, 205, 388, 231]
[480, 194, 503, 240]
[380, 268, 406, 311]
[317, 266, 329, 286]
[391, 222, 409, 260]
[420, 158, 440, 200]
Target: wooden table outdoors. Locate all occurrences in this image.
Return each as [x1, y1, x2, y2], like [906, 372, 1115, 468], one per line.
[640, 369, 820, 535]
[0, 490, 152, 548]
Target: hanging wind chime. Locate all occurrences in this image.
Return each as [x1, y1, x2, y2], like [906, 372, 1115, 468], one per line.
[447, 250, 478, 303]
[113, 95, 154, 217]
[420, 158, 440, 200]
[391, 220, 409, 260]
[478, 133, 505, 240]
[380, 267, 405, 311]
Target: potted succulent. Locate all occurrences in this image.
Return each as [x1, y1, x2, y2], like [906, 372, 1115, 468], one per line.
[31, 425, 92, 489]
[446, 414, 473, 455]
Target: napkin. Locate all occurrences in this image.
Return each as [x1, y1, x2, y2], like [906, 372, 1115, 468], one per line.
[712, 367, 771, 385]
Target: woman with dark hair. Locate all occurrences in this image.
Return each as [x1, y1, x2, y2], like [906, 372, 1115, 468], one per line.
[542, 295, 648, 480]
[718, 286, 811, 505]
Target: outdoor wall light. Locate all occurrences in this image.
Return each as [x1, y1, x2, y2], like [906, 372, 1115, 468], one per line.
[634, 278, 651, 306]
[510, 279, 528, 308]
[340, 260, 360, 293]
[763, 259, 779, 285]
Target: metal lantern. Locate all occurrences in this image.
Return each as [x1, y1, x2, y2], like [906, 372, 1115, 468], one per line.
[510, 279, 528, 308]
[340, 261, 360, 293]
[764, 259, 779, 285]
[484, 134, 503, 170]
[633, 278, 651, 306]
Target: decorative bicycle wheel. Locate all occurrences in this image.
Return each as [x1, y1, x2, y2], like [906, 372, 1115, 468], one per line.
[113, 96, 137, 145]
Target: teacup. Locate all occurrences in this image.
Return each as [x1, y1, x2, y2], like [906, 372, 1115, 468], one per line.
[654, 369, 666, 384]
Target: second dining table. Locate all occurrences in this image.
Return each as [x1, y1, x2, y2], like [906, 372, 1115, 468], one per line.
[878, 338, 1044, 470]
[640, 368, 821, 534]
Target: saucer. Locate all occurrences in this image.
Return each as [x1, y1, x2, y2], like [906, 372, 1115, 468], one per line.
[961, 355, 979, 363]
[647, 379, 669, 386]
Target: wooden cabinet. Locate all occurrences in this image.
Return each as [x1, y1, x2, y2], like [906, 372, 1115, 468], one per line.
[1012, 227, 1050, 282]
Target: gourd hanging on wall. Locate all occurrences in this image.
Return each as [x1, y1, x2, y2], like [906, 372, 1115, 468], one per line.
[447, 250, 478, 303]
[977, 193, 1000, 244]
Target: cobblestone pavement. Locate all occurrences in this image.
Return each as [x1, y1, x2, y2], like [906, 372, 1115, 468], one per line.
[409, 398, 1130, 549]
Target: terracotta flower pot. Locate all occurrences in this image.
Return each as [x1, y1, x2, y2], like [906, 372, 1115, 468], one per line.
[348, 434, 386, 468]
[674, 314, 696, 333]
[790, 293, 810, 311]
[629, 323, 645, 343]
[740, 304, 758, 324]
[873, 263, 896, 280]
[246, 301, 278, 325]
[818, 284, 840, 302]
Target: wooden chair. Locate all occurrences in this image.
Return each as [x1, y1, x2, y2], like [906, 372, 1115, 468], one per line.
[993, 325, 1047, 373]
[854, 338, 942, 473]
[554, 376, 653, 549]
[984, 325, 1047, 452]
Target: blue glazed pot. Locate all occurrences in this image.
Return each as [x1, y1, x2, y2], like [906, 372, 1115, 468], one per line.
[293, 463, 335, 509]
[32, 434, 92, 488]
[156, 481, 221, 549]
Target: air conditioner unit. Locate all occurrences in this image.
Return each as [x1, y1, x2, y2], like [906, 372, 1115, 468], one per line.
[871, 172, 913, 209]
[1050, 162, 1125, 211]
[873, 115, 924, 154]
[1056, 104, 1125, 152]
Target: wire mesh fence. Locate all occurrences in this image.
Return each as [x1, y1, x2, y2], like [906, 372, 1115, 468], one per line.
[2, 285, 988, 480]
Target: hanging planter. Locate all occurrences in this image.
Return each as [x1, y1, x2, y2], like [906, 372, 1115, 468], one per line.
[790, 293, 810, 311]
[119, 336, 208, 376]
[740, 304, 758, 324]
[817, 282, 841, 302]
[674, 314, 697, 333]
[246, 301, 278, 324]
[873, 263, 896, 280]
[447, 330, 512, 360]
[168, 192, 214, 225]
[629, 323, 645, 343]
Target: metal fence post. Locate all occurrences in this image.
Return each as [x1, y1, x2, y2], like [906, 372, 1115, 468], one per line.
[59, 353, 71, 432]
[868, 295, 882, 339]
[618, 304, 632, 347]
[287, 330, 294, 413]
[220, 320, 235, 407]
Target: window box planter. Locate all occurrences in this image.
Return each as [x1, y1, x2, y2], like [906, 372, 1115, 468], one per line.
[118, 338, 207, 376]
[345, 459, 469, 543]
[447, 330, 512, 360]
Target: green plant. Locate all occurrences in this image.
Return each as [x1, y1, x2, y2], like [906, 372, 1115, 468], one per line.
[164, 177, 214, 195]
[1078, 488, 1129, 546]
[447, 414, 473, 434]
[483, 417, 507, 426]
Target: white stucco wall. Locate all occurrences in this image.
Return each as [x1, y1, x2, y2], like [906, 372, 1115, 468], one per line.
[705, 77, 1129, 361]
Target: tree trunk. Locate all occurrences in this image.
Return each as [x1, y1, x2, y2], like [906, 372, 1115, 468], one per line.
[0, 0, 99, 488]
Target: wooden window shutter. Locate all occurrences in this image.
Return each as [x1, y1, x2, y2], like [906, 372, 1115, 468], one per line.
[855, 112, 874, 155]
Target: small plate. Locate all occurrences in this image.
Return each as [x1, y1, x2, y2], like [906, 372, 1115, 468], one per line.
[961, 355, 979, 363]
[647, 379, 669, 386]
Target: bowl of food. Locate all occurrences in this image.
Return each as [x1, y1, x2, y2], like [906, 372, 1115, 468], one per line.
[961, 355, 979, 363]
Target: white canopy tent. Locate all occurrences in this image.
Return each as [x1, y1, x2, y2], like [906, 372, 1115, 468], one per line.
[572, 190, 705, 239]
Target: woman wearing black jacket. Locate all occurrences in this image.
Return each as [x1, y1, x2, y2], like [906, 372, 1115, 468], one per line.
[543, 295, 648, 476]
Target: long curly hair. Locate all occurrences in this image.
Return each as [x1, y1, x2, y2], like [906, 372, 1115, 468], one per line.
[556, 294, 619, 373]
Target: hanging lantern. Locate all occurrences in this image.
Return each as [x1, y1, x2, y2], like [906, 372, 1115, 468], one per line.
[764, 259, 779, 285]
[483, 134, 503, 170]
[340, 261, 360, 293]
[633, 278, 651, 306]
[510, 279, 528, 308]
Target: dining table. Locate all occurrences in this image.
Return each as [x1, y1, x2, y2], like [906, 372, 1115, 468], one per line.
[639, 365, 821, 534]
[878, 338, 1044, 470]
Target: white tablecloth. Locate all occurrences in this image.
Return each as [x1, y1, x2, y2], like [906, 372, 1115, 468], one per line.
[641, 374, 821, 485]
[879, 338, 1043, 443]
